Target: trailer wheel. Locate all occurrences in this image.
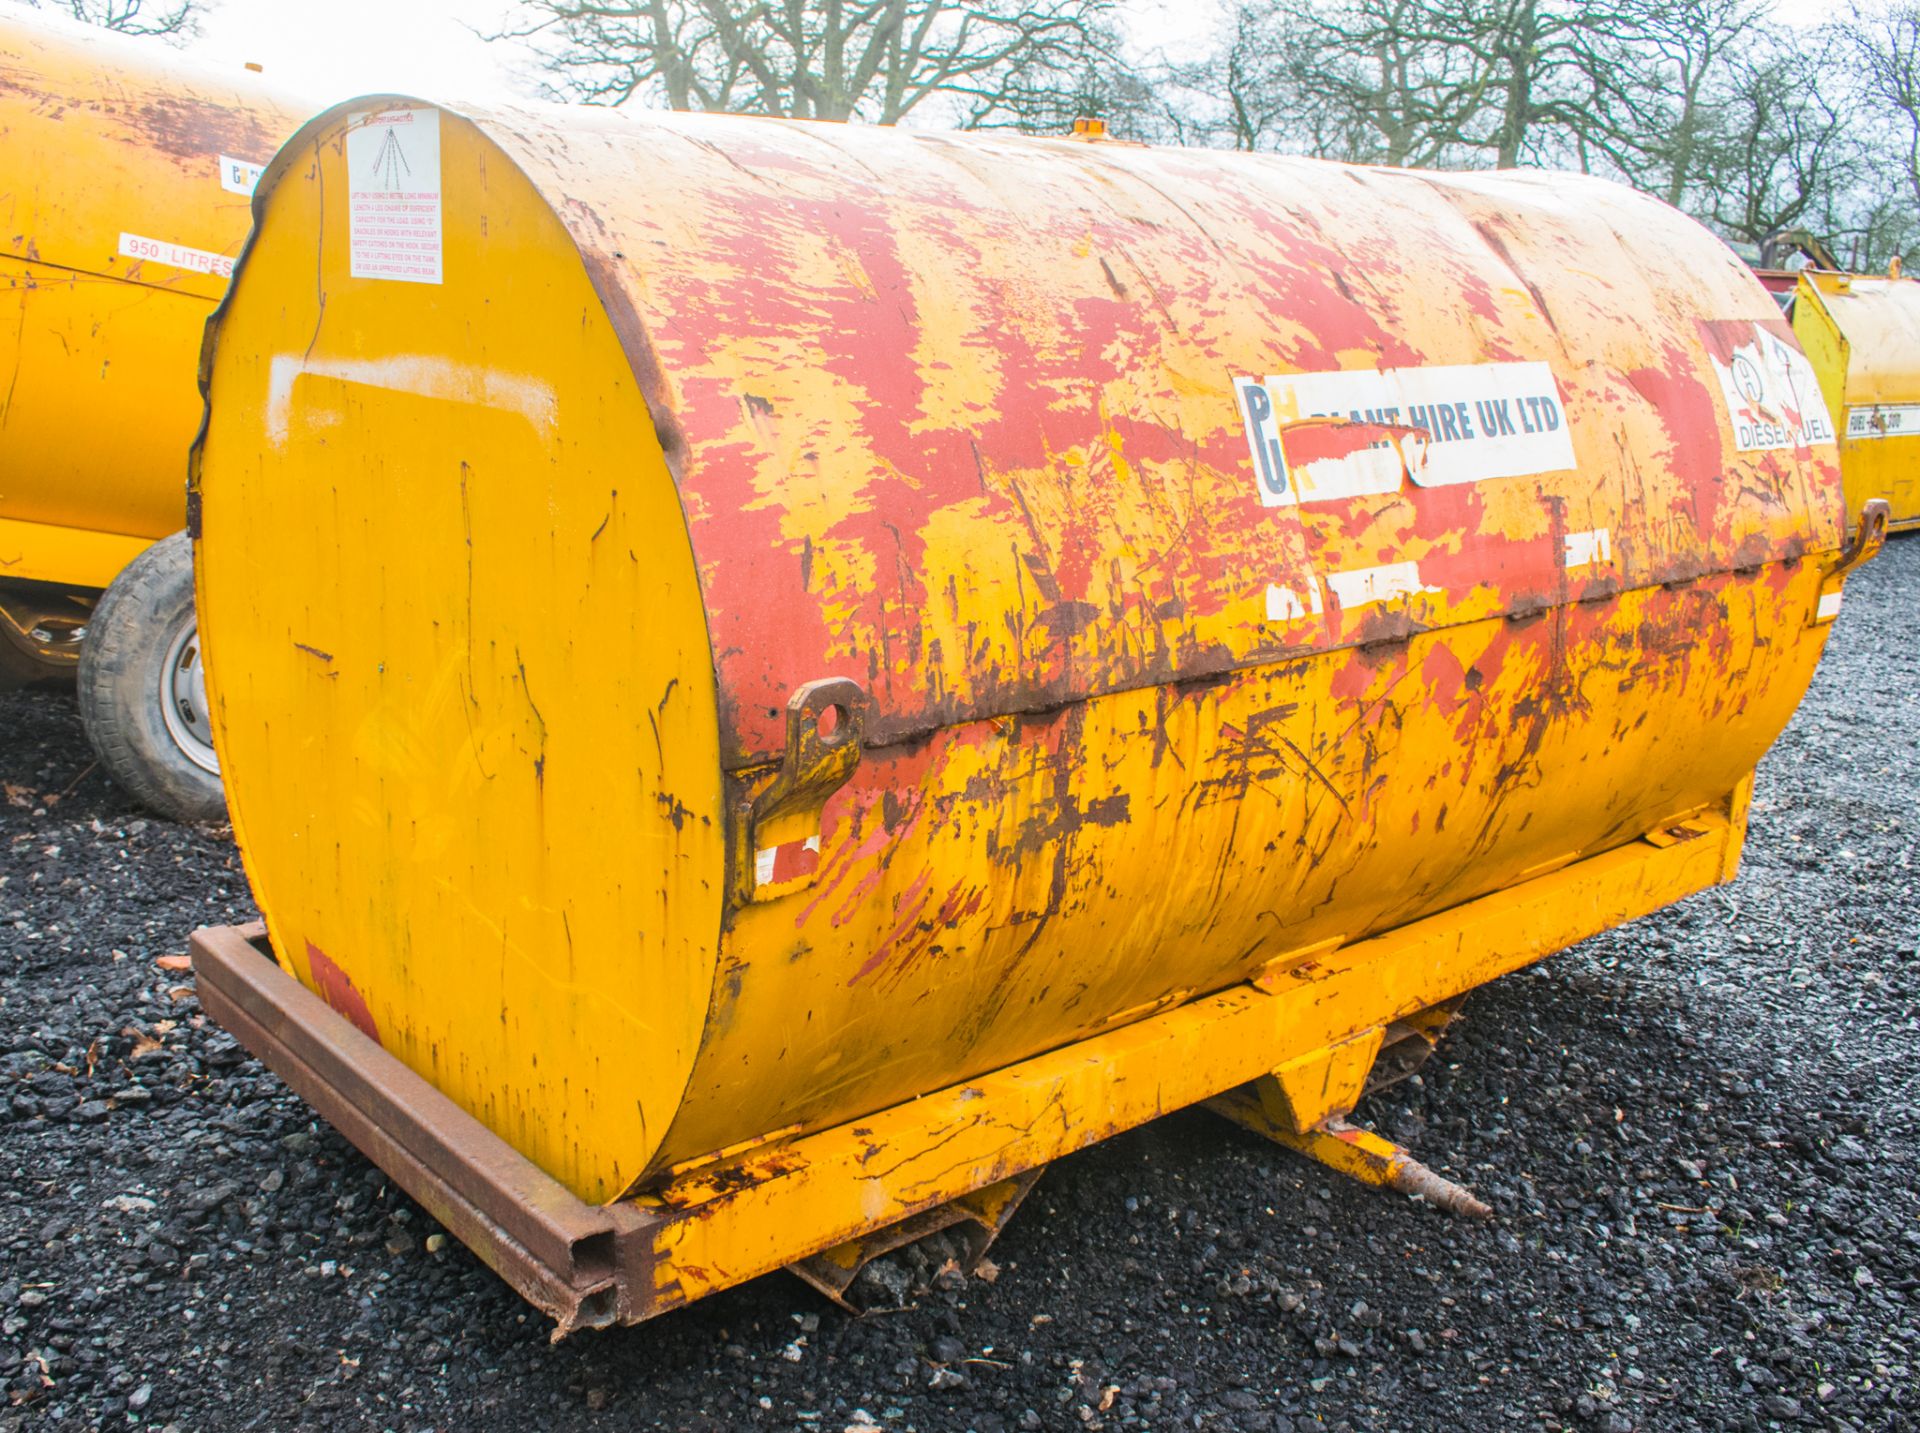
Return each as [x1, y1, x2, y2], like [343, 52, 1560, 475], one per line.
[77, 533, 226, 823]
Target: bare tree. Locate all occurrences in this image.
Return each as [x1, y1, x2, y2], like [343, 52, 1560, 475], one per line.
[1694, 31, 1861, 252]
[498, 0, 1122, 126]
[20, 0, 195, 37]
[973, 47, 1176, 138]
[1615, 0, 1765, 207]
[1842, 1, 1920, 214]
[1171, 0, 1665, 170]
[1213, 0, 1495, 162]
[1448, 0, 1646, 169]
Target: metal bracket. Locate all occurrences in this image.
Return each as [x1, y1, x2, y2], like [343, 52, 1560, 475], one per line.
[787, 1167, 1041, 1313]
[1208, 997, 1489, 1220]
[1812, 499, 1889, 627]
[1364, 996, 1465, 1096]
[737, 677, 868, 903]
[0, 586, 91, 672]
[1830, 499, 1890, 581]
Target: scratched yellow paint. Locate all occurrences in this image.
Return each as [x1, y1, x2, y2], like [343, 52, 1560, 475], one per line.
[196, 98, 1851, 1225]
[1793, 271, 1920, 530]
[631, 812, 1736, 1309]
[666, 571, 1826, 1171]
[0, 17, 311, 590]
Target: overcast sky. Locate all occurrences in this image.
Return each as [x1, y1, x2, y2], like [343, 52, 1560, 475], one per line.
[62, 0, 1851, 112]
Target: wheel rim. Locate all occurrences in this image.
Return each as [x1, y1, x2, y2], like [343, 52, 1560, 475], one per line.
[160, 620, 221, 776]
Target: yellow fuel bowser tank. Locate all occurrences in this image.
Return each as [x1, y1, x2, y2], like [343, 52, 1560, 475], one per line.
[186, 96, 1881, 1332]
[0, 14, 310, 819]
[1791, 268, 1920, 530]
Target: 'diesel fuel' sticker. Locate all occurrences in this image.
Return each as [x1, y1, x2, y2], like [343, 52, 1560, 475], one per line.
[1702, 321, 1834, 453]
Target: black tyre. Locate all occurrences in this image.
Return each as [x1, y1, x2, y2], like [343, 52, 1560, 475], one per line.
[77, 533, 226, 823]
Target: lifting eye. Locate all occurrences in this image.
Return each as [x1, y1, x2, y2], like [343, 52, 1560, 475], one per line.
[815, 702, 850, 745]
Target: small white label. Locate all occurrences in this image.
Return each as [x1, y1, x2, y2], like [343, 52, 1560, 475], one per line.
[1846, 403, 1920, 440]
[1264, 581, 1323, 622]
[218, 154, 266, 196]
[1709, 325, 1834, 452]
[1817, 590, 1843, 621]
[1264, 562, 1438, 623]
[346, 107, 442, 285]
[1324, 560, 1436, 611]
[118, 231, 234, 278]
[754, 834, 821, 885]
[1564, 527, 1612, 568]
[1236, 361, 1577, 507]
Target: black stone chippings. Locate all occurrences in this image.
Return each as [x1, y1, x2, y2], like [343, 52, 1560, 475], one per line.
[1, 537, 1916, 1431]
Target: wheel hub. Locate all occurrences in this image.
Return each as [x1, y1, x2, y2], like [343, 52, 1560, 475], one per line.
[160, 622, 220, 776]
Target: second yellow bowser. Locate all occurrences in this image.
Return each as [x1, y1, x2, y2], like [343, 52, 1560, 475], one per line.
[0, 12, 311, 820]
[1791, 267, 1920, 530]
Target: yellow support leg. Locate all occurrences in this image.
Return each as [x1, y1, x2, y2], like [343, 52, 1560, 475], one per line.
[1209, 1007, 1493, 1220]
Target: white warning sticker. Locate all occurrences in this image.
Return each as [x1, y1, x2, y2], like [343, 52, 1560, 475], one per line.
[1845, 403, 1920, 441]
[1235, 361, 1576, 507]
[118, 231, 234, 278]
[346, 107, 442, 285]
[218, 154, 266, 196]
[1706, 323, 1834, 452]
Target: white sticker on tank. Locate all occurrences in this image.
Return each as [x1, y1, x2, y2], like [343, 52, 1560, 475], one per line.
[1264, 581, 1323, 622]
[1709, 324, 1834, 452]
[1324, 560, 1437, 610]
[1845, 403, 1920, 440]
[346, 107, 442, 285]
[1235, 362, 1576, 507]
[1564, 527, 1612, 568]
[118, 231, 234, 278]
[1264, 561, 1437, 625]
[218, 154, 266, 196]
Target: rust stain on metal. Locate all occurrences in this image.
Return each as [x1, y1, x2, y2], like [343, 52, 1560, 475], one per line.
[303, 940, 380, 1047]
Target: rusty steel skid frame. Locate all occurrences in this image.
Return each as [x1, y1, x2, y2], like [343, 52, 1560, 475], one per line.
[189, 794, 1745, 1332]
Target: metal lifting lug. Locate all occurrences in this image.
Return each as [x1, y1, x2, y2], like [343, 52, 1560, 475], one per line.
[1813, 499, 1890, 627]
[736, 677, 869, 903]
[1831, 499, 1891, 582]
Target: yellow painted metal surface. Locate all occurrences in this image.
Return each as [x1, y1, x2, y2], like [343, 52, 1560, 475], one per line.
[0, 16, 310, 589]
[194, 96, 1849, 1229]
[628, 807, 1735, 1310]
[1793, 271, 1920, 530]
[0, 514, 154, 590]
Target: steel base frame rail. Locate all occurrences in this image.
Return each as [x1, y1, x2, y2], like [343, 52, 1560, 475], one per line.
[190, 795, 1743, 1334]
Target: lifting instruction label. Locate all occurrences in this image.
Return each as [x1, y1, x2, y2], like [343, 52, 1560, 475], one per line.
[346, 107, 442, 285]
[1846, 403, 1920, 440]
[1234, 361, 1576, 507]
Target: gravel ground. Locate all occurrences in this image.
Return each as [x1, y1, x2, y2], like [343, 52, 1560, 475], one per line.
[1, 537, 1916, 1433]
